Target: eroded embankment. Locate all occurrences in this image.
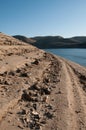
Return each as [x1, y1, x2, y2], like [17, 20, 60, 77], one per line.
[0, 43, 86, 130]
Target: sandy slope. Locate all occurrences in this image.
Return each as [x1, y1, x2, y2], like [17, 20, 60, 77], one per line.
[0, 33, 86, 130]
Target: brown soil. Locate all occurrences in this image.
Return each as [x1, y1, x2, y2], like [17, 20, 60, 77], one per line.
[0, 33, 86, 130]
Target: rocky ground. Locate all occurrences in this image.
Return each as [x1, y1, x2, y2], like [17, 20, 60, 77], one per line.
[0, 33, 86, 130]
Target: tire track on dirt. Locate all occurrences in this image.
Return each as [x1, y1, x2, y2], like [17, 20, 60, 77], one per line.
[61, 62, 78, 130]
[65, 63, 86, 130]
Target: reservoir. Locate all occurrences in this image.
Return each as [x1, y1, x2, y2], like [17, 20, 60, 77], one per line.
[45, 49, 86, 66]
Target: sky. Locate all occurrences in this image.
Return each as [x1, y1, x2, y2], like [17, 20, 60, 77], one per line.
[0, 0, 86, 38]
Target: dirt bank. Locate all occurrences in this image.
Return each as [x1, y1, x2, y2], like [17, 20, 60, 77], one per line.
[0, 33, 86, 130]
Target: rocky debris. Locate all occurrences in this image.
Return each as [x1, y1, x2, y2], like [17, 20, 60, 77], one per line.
[8, 71, 15, 76]
[29, 83, 40, 91]
[0, 78, 12, 85]
[71, 67, 86, 92]
[40, 87, 51, 95]
[17, 109, 26, 115]
[0, 37, 62, 130]
[21, 90, 38, 102]
[78, 75, 86, 91]
[15, 66, 32, 78]
[15, 55, 61, 130]
[0, 71, 8, 76]
[18, 72, 59, 129]
[44, 111, 53, 119]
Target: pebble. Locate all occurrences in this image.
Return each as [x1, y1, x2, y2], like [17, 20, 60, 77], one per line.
[18, 125, 24, 129]
[31, 59, 39, 65]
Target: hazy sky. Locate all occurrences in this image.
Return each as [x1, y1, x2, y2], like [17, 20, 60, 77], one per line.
[0, 0, 86, 37]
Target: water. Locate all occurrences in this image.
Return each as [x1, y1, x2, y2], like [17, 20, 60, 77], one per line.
[45, 49, 86, 66]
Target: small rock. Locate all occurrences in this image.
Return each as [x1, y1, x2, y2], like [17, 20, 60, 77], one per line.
[4, 80, 11, 85]
[17, 109, 26, 115]
[32, 111, 40, 120]
[44, 111, 53, 119]
[40, 118, 46, 125]
[18, 125, 23, 129]
[41, 87, 51, 95]
[25, 63, 29, 66]
[75, 110, 81, 113]
[35, 123, 41, 130]
[22, 90, 38, 102]
[29, 83, 40, 90]
[20, 72, 28, 77]
[33, 103, 37, 110]
[26, 118, 29, 123]
[7, 53, 13, 56]
[43, 78, 50, 83]
[8, 71, 15, 76]
[42, 96, 48, 102]
[26, 57, 28, 59]
[45, 104, 53, 109]
[22, 91, 32, 101]
[57, 88, 62, 94]
[8, 119, 11, 123]
[32, 111, 38, 115]
[8, 111, 13, 114]
[16, 68, 21, 73]
[31, 59, 39, 65]
[29, 121, 35, 129]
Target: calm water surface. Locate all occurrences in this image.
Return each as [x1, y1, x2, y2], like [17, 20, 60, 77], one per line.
[45, 49, 86, 66]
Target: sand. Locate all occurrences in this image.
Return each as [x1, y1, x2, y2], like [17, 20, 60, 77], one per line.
[0, 33, 86, 130]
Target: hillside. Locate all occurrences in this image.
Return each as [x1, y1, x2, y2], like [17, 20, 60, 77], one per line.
[13, 35, 86, 48]
[0, 33, 86, 130]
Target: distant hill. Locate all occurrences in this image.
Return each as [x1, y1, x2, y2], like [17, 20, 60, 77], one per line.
[71, 36, 86, 43]
[13, 35, 86, 49]
[13, 35, 36, 44]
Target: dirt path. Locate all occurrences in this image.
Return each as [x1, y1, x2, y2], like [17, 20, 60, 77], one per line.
[61, 62, 79, 130]
[61, 59, 86, 130]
